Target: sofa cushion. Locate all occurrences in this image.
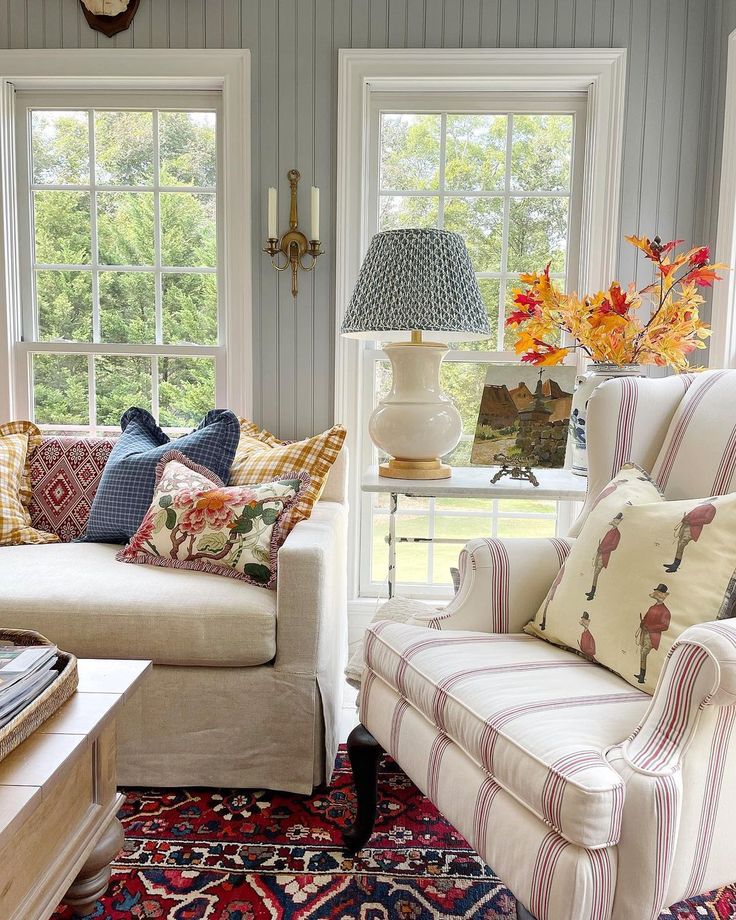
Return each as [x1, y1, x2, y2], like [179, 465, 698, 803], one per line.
[85, 408, 240, 544]
[0, 542, 276, 666]
[29, 435, 115, 541]
[364, 620, 649, 848]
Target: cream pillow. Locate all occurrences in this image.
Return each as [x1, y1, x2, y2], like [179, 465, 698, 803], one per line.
[526, 471, 736, 694]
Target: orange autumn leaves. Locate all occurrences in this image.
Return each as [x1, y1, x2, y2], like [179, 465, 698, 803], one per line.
[507, 236, 726, 369]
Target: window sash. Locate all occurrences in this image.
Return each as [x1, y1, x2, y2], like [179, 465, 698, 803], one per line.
[13, 89, 225, 428]
[360, 91, 587, 598]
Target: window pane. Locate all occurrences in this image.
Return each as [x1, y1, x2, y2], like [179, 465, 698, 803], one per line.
[433, 510, 493, 584]
[33, 353, 89, 425]
[160, 193, 216, 267]
[371, 513, 389, 583]
[158, 356, 215, 428]
[507, 197, 568, 273]
[163, 273, 217, 345]
[97, 192, 154, 266]
[379, 195, 438, 231]
[380, 114, 441, 191]
[95, 355, 152, 426]
[444, 197, 503, 272]
[497, 516, 556, 538]
[457, 278, 500, 351]
[95, 111, 154, 186]
[511, 114, 573, 192]
[36, 270, 92, 342]
[499, 498, 556, 514]
[439, 362, 488, 466]
[99, 271, 155, 344]
[34, 191, 91, 264]
[159, 112, 217, 187]
[31, 111, 89, 185]
[445, 114, 507, 191]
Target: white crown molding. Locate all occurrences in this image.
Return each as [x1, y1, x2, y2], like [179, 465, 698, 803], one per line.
[710, 30, 736, 369]
[334, 47, 627, 601]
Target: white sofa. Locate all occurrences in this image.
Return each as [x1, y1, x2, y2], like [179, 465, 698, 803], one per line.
[0, 448, 348, 794]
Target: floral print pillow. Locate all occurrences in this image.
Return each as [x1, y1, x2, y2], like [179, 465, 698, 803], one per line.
[117, 451, 308, 588]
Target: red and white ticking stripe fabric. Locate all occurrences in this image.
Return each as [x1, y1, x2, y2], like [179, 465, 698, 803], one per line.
[609, 375, 640, 478]
[529, 832, 570, 917]
[648, 774, 681, 920]
[472, 776, 502, 851]
[651, 370, 736, 498]
[626, 642, 714, 772]
[362, 672, 619, 920]
[684, 706, 736, 898]
[363, 620, 648, 848]
[426, 536, 573, 635]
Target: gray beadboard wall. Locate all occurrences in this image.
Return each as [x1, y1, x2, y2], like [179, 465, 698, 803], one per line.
[0, 0, 730, 436]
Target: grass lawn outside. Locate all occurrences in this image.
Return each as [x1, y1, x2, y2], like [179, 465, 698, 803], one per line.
[371, 499, 557, 587]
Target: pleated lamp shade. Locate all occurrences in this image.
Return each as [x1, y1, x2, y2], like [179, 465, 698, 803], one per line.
[341, 228, 492, 342]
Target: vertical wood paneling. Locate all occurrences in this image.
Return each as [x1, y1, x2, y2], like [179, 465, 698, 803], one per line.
[0, 0, 724, 433]
[424, 0, 445, 46]
[388, 0, 408, 48]
[405, 0, 425, 46]
[294, 0, 315, 437]
[499, 0, 518, 46]
[276, 0, 297, 436]
[461, 0, 482, 48]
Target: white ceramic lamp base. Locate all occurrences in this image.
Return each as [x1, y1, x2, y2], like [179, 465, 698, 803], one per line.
[368, 341, 462, 480]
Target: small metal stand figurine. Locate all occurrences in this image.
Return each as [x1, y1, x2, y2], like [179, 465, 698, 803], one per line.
[490, 453, 540, 487]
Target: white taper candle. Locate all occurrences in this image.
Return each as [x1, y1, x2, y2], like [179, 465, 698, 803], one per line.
[267, 187, 277, 239]
[311, 186, 320, 241]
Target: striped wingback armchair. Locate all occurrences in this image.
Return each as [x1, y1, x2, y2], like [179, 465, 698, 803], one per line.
[344, 369, 736, 920]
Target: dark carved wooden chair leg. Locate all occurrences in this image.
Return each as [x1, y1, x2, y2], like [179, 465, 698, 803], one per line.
[516, 899, 537, 920]
[343, 723, 383, 853]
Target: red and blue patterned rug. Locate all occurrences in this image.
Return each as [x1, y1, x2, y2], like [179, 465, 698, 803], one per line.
[52, 751, 736, 919]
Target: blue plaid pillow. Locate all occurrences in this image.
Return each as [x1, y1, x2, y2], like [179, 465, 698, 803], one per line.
[84, 407, 240, 544]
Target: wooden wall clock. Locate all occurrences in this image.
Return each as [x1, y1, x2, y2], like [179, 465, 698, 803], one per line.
[79, 0, 141, 38]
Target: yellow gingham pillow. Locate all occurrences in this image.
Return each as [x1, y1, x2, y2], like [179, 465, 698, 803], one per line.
[229, 420, 346, 535]
[0, 421, 58, 545]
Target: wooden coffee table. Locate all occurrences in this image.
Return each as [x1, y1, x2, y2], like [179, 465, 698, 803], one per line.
[0, 658, 150, 920]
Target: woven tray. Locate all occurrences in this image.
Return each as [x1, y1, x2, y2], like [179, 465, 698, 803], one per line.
[0, 628, 78, 763]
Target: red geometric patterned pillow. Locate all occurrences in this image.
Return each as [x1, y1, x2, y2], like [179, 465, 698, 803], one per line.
[29, 437, 116, 542]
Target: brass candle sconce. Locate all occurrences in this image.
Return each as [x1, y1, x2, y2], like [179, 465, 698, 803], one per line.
[263, 169, 323, 298]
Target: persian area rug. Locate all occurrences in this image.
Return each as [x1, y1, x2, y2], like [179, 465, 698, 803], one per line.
[52, 750, 736, 920]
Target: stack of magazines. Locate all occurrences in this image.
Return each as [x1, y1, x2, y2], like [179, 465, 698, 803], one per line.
[0, 644, 59, 728]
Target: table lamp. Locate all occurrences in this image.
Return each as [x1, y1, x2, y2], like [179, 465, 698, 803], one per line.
[341, 228, 491, 480]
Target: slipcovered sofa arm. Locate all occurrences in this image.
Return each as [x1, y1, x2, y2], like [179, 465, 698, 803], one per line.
[274, 501, 348, 674]
[617, 620, 736, 774]
[408, 536, 573, 634]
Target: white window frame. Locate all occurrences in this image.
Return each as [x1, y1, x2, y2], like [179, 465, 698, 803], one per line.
[360, 92, 587, 598]
[711, 28, 736, 369]
[335, 48, 627, 607]
[0, 49, 252, 425]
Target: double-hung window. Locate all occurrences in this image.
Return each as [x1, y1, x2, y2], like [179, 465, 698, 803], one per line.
[361, 92, 587, 598]
[14, 90, 224, 433]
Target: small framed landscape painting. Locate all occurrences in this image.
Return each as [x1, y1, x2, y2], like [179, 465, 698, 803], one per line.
[470, 364, 577, 468]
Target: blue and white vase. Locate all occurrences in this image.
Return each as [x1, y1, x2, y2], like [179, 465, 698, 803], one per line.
[569, 363, 643, 476]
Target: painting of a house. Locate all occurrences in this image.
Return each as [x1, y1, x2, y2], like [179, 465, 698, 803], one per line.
[470, 365, 576, 468]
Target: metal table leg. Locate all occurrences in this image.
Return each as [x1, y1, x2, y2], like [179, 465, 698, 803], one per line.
[387, 492, 397, 598]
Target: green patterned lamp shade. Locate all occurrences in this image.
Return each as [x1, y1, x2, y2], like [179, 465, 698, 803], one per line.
[341, 228, 492, 342]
